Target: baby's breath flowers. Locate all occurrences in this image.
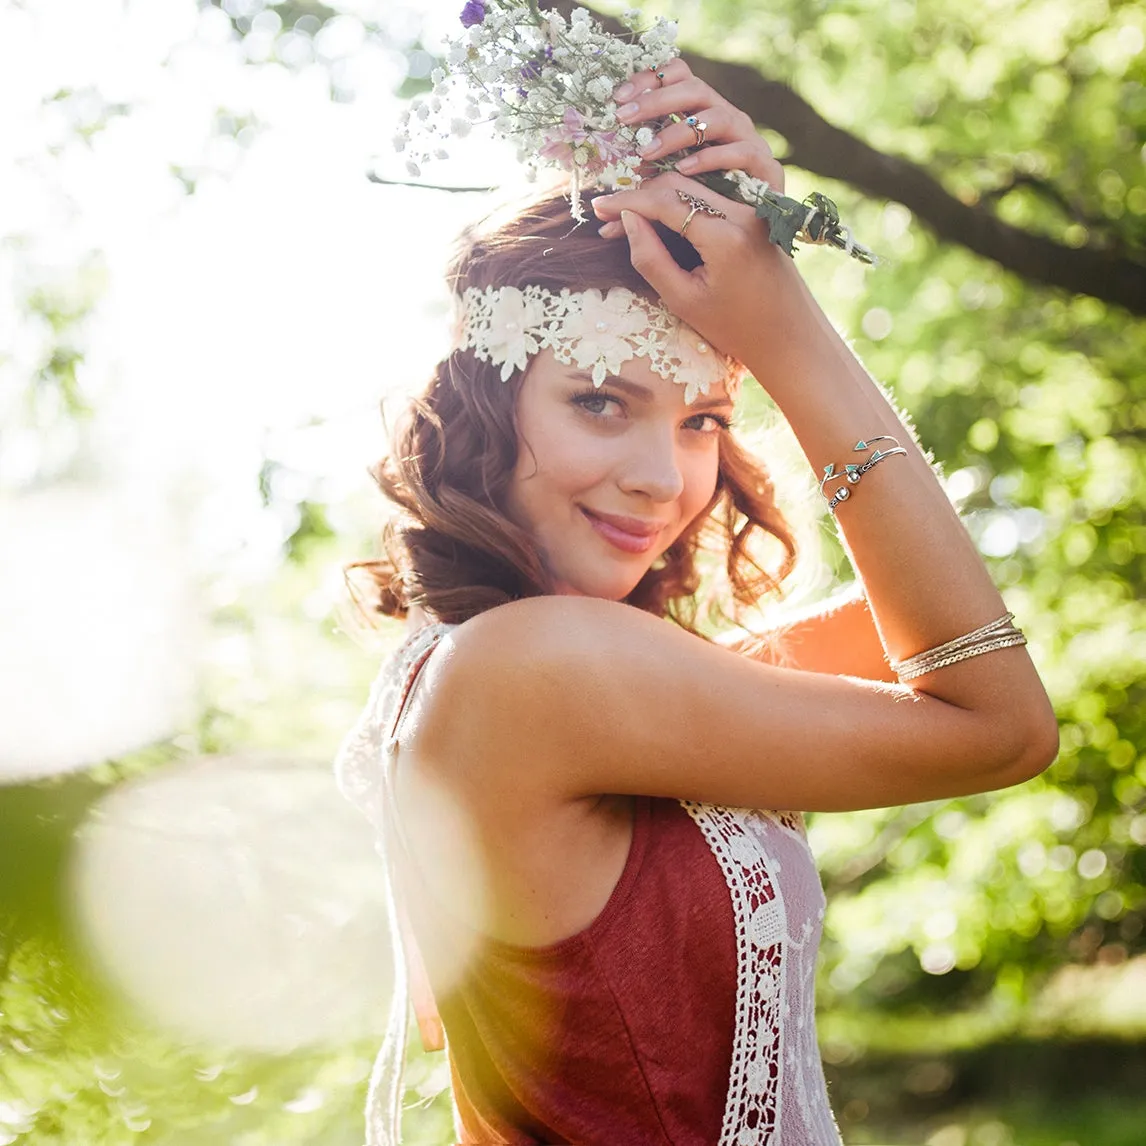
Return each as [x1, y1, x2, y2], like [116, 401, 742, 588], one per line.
[395, 3, 678, 219]
[393, 1, 877, 262]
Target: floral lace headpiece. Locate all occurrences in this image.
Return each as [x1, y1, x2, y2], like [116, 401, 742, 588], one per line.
[392, 3, 876, 263]
[453, 284, 741, 404]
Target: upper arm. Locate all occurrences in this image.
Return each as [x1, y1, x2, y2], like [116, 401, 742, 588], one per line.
[421, 598, 1057, 814]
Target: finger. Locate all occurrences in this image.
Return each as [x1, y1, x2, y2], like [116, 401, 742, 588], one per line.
[619, 210, 696, 306]
[638, 106, 732, 162]
[598, 220, 625, 240]
[676, 141, 785, 191]
[616, 77, 724, 127]
[612, 58, 691, 103]
[592, 172, 752, 231]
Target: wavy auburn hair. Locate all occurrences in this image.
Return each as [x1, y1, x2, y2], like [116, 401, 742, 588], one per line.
[349, 186, 797, 633]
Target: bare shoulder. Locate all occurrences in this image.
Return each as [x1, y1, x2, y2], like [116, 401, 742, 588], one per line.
[449, 594, 664, 654]
[411, 595, 682, 786]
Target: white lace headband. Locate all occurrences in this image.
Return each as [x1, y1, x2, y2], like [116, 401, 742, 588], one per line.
[452, 284, 741, 404]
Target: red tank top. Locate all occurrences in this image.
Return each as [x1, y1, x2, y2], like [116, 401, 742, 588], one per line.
[409, 795, 737, 1144]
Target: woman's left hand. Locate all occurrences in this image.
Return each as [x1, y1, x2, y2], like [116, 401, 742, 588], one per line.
[611, 59, 785, 191]
[590, 171, 814, 380]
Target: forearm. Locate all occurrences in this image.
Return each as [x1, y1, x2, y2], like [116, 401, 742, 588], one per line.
[744, 267, 1055, 746]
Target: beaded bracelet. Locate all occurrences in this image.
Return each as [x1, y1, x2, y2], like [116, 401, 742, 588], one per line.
[890, 613, 1028, 681]
[820, 436, 909, 513]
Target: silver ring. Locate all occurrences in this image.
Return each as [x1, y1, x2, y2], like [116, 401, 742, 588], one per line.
[675, 190, 726, 237]
[676, 190, 725, 217]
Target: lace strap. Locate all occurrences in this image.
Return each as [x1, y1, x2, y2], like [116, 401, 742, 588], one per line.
[383, 627, 451, 1054]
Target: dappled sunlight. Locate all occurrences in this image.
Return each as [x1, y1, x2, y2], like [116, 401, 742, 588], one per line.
[0, 485, 198, 782]
[69, 753, 395, 1052]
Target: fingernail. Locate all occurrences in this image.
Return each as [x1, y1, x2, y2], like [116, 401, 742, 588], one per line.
[638, 137, 660, 158]
[614, 82, 634, 101]
[676, 155, 698, 172]
[598, 222, 621, 238]
[620, 209, 637, 235]
[617, 101, 640, 121]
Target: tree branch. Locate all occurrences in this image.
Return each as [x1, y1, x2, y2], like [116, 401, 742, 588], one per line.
[550, 1, 1146, 317]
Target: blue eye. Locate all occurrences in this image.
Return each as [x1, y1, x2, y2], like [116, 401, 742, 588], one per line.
[572, 390, 624, 418]
[684, 412, 734, 434]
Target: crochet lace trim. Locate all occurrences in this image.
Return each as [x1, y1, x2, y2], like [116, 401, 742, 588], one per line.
[680, 802, 841, 1146]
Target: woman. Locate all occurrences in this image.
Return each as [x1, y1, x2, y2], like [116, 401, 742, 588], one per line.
[337, 61, 1059, 1146]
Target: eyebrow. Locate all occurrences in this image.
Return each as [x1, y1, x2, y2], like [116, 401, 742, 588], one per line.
[568, 370, 735, 411]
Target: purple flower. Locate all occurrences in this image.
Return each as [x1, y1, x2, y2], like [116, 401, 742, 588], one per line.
[459, 0, 486, 28]
[520, 57, 544, 81]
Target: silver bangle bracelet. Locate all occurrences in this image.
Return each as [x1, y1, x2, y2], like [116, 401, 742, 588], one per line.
[890, 613, 1028, 681]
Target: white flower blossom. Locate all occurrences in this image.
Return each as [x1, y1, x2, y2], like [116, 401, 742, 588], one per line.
[450, 117, 472, 138]
[482, 288, 548, 381]
[587, 76, 613, 102]
[562, 289, 649, 384]
[405, 160, 421, 178]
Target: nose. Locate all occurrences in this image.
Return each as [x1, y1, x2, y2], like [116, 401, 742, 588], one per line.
[617, 424, 685, 503]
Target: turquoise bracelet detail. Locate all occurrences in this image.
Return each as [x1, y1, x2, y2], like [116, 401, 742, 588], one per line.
[820, 436, 909, 514]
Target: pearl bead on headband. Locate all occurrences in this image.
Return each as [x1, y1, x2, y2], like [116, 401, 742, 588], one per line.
[453, 284, 741, 404]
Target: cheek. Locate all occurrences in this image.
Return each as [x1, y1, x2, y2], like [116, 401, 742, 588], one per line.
[684, 448, 722, 516]
[514, 420, 612, 498]
[505, 430, 597, 538]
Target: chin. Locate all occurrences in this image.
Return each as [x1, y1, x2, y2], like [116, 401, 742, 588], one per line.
[552, 567, 649, 601]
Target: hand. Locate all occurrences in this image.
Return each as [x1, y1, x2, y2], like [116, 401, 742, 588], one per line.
[611, 59, 785, 191]
[592, 172, 817, 377]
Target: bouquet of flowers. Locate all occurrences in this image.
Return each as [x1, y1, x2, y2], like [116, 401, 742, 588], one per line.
[393, 1, 875, 263]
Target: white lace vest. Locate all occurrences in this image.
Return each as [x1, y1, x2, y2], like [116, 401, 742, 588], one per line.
[335, 624, 843, 1146]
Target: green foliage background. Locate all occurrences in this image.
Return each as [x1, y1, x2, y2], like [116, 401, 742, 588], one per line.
[2, 1, 1144, 1144]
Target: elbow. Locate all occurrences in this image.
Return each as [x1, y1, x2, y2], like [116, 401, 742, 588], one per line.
[996, 708, 1060, 787]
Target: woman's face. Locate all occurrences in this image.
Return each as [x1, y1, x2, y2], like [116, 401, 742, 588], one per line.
[504, 348, 735, 600]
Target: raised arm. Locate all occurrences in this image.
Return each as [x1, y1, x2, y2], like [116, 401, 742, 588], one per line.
[590, 172, 1056, 725]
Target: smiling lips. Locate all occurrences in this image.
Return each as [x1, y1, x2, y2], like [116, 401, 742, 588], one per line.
[580, 507, 668, 554]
